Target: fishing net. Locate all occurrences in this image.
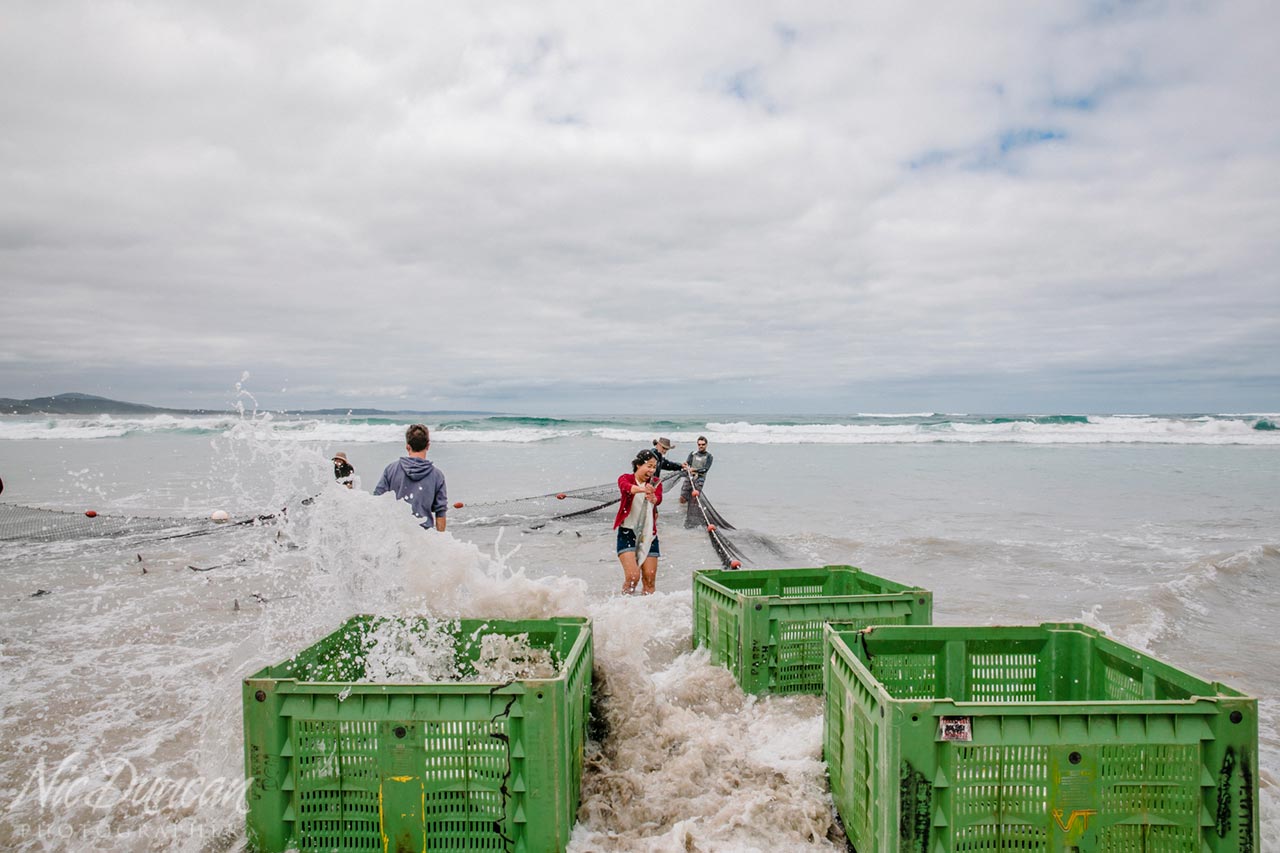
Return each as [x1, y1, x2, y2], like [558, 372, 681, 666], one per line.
[0, 502, 280, 543]
[446, 472, 683, 527]
[678, 482, 750, 569]
[1, 473, 757, 568]
[450, 471, 752, 569]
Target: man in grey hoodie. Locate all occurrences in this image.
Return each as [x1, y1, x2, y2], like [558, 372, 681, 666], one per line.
[374, 423, 448, 531]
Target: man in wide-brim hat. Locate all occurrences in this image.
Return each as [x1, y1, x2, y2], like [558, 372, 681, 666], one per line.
[332, 451, 355, 488]
[651, 437, 687, 478]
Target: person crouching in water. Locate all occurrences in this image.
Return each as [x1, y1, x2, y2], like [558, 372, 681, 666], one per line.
[374, 424, 448, 531]
[614, 449, 663, 595]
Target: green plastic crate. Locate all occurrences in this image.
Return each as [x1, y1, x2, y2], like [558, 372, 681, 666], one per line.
[823, 622, 1259, 853]
[693, 565, 932, 695]
[243, 616, 592, 853]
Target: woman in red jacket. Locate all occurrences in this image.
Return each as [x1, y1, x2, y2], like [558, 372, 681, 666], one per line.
[614, 449, 663, 594]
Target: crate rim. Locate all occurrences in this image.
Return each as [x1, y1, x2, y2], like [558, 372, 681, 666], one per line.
[245, 614, 592, 690]
[693, 564, 930, 599]
[823, 620, 1255, 706]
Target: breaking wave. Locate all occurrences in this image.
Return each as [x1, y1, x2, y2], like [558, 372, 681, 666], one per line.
[2, 412, 1279, 446]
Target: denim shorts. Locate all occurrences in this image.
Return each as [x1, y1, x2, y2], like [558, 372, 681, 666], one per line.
[616, 527, 660, 557]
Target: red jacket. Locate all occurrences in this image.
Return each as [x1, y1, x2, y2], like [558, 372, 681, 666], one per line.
[613, 473, 663, 533]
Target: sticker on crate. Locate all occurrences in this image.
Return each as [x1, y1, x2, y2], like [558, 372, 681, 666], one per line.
[938, 716, 972, 741]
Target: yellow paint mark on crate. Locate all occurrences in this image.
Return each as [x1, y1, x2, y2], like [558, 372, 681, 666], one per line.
[1052, 808, 1097, 833]
[379, 785, 387, 853]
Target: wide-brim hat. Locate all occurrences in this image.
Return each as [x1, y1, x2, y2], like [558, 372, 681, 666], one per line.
[332, 452, 350, 464]
[655, 437, 673, 450]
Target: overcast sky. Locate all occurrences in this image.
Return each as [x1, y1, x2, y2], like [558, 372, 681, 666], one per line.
[1, 1, 1277, 414]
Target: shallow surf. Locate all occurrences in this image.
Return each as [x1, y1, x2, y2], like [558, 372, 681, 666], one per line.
[1, 422, 1277, 851]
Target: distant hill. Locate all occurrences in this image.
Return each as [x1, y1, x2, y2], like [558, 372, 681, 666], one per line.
[0, 392, 496, 417]
[0, 393, 204, 415]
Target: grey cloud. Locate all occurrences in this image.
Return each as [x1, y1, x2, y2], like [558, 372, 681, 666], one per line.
[1, 1, 1277, 414]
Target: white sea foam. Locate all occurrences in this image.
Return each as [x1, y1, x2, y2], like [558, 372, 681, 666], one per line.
[414, 427, 586, 443]
[253, 490, 840, 851]
[698, 416, 1280, 445]
[265, 423, 585, 444]
[2, 413, 1278, 445]
[355, 617, 464, 683]
[0, 414, 240, 440]
[471, 632, 558, 681]
[0, 416, 586, 444]
[571, 595, 838, 852]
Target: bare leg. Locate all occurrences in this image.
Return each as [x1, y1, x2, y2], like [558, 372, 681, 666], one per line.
[640, 555, 658, 594]
[619, 551, 641, 595]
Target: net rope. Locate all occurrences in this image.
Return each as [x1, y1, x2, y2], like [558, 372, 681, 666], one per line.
[448, 472, 685, 526]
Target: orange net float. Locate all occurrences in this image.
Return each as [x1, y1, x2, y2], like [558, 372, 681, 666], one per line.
[556, 493, 567, 500]
[452, 502, 464, 509]
[84, 510, 98, 518]
[691, 490, 699, 498]
[706, 524, 717, 532]
[729, 560, 741, 569]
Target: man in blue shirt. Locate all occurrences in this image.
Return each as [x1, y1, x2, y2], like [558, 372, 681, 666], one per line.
[374, 424, 448, 531]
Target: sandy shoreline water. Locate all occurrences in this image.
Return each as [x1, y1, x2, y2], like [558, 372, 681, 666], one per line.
[1, 421, 1277, 850]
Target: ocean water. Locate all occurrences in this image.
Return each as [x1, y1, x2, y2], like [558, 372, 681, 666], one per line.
[0, 411, 1277, 851]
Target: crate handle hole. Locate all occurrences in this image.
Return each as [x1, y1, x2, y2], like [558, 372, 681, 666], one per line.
[254, 690, 266, 702]
[754, 604, 762, 611]
[537, 692, 544, 700]
[911, 715, 919, 723]
[1068, 751, 1082, 765]
[394, 726, 407, 739]
[1231, 711, 1243, 724]
[917, 598, 926, 605]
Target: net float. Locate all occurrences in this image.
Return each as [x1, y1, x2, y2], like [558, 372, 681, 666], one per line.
[452, 501, 464, 509]
[84, 510, 97, 518]
[691, 490, 699, 498]
[730, 560, 741, 569]
[556, 493, 567, 500]
[210, 509, 230, 522]
[707, 524, 717, 532]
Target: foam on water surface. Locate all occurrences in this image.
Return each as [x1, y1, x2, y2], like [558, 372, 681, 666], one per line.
[5, 410, 1280, 446]
[350, 617, 463, 683]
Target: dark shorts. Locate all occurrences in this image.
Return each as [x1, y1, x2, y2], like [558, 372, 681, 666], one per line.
[616, 528, 660, 558]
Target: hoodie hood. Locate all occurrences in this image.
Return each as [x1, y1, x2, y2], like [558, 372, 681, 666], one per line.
[398, 456, 436, 481]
